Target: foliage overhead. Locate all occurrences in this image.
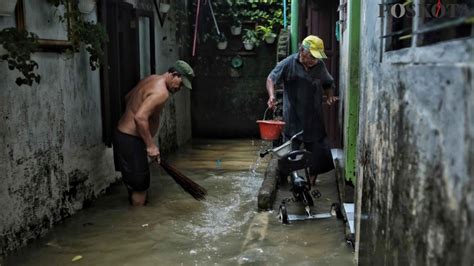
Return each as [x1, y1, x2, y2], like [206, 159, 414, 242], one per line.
[0, 28, 40, 86]
[47, 0, 108, 70]
[202, 0, 288, 44]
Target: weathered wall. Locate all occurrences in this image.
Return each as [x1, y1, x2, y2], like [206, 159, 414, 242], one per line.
[0, 0, 193, 257]
[0, 8, 117, 256]
[357, 1, 474, 265]
[192, 27, 277, 138]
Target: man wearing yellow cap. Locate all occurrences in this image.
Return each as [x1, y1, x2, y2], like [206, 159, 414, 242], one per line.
[266, 35, 338, 185]
[113, 60, 195, 206]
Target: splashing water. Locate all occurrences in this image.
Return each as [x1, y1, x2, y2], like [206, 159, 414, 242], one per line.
[4, 139, 354, 266]
[249, 140, 272, 177]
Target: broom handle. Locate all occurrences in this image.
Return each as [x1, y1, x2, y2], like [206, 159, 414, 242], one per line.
[159, 159, 207, 200]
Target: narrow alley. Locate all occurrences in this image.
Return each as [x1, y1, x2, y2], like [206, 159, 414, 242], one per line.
[3, 139, 353, 265]
[0, 0, 472, 265]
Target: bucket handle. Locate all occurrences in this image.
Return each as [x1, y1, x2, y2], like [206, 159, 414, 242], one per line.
[263, 107, 272, 120]
[263, 98, 283, 120]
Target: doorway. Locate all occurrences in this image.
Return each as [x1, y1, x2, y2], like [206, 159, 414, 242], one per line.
[99, 0, 155, 146]
[304, 0, 342, 148]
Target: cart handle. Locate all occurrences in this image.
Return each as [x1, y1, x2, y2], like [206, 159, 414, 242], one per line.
[290, 131, 304, 141]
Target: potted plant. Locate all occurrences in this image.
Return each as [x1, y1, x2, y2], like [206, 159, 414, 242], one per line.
[0, 27, 40, 86]
[75, 20, 108, 70]
[47, 0, 108, 70]
[257, 25, 277, 44]
[0, 0, 17, 16]
[230, 14, 242, 35]
[216, 32, 227, 50]
[242, 29, 259, 51]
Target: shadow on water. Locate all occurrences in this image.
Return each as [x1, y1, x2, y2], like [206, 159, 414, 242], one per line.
[5, 139, 354, 266]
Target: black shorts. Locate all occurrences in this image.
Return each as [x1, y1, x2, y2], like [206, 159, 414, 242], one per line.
[113, 129, 150, 191]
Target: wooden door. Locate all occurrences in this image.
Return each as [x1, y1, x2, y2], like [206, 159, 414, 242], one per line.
[100, 0, 141, 146]
[305, 0, 342, 148]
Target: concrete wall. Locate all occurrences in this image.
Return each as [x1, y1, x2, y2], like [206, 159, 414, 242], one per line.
[0, 0, 193, 256]
[0, 5, 117, 256]
[357, 1, 473, 265]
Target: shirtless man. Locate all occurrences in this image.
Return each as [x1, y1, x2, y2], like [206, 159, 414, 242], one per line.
[113, 60, 195, 206]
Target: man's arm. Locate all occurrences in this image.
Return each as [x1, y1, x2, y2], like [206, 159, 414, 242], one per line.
[323, 85, 339, 105]
[134, 92, 166, 158]
[266, 56, 289, 109]
[320, 62, 339, 105]
[266, 77, 277, 109]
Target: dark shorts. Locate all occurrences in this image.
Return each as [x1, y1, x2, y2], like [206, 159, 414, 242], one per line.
[113, 129, 150, 191]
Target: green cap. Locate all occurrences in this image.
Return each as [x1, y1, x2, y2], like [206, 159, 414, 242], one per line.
[174, 60, 195, 89]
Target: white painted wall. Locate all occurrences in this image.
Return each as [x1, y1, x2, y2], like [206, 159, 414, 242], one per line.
[0, 2, 117, 255]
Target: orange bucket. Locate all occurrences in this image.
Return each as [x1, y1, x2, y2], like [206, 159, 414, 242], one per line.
[256, 120, 285, 140]
[256, 107, 285, 140]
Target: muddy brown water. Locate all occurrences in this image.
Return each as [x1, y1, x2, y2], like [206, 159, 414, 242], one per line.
[4, 139, 354, 265]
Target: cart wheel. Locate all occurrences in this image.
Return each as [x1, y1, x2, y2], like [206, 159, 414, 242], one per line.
[311, 189, 322, 198]
[279, 204, 289, 224]
[330, 202, 344, 219]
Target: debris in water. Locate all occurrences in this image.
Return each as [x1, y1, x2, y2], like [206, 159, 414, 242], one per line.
[190, 250, 197, 255]
[71, 255, 82, 262]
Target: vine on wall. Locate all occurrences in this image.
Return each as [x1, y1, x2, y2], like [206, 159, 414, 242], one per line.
[0, 0, 108, 86]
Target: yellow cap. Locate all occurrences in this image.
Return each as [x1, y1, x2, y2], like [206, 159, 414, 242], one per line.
[302, 35, 327, 59]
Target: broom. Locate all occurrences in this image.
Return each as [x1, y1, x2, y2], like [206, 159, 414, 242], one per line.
[159, 159, 207, 201]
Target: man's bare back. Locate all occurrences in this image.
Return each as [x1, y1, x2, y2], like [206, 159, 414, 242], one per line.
[117, 74, 169, 148]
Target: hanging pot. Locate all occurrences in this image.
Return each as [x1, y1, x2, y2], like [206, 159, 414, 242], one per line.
[0, 0, 17, 16]
[265, 34, 276, 44]
[243, 40, 254, 51]
[159, 3, 170, 13]
[230, 25, 242, 36]
[217, 41, 227, 50]
[78, 0, 96, 14]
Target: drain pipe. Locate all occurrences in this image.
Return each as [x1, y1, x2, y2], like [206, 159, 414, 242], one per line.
[290, 0, 299, 53]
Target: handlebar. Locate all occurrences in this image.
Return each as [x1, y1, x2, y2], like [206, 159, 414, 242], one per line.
[260, 150, 270, 158]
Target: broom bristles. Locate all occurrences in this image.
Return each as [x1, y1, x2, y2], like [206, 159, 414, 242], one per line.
[160, 160, 207, 201]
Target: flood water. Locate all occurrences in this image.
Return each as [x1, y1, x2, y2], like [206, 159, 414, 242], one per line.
[5, 139, 354, 265]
